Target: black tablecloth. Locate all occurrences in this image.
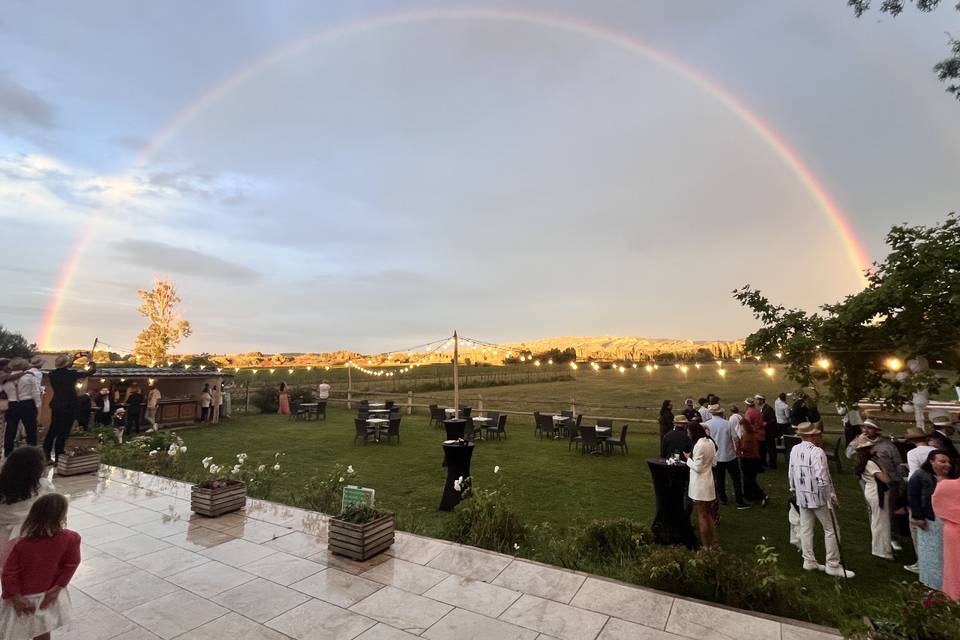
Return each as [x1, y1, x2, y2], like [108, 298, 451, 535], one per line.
[444, 419, 466, 441]
[647, 457, 697, 549]
[439, 442, 474, 511]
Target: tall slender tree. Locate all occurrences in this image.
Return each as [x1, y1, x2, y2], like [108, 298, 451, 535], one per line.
[133, 280, 192, 364]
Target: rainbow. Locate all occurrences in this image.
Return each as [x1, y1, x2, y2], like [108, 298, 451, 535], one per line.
[37, 7, 872, 349]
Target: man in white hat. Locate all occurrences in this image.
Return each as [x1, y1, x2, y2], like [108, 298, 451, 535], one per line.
[44, 353, 96, 464]
[705, 404, 748, 508]
[788, 421, 854, 577]
[844, 420, 904, 550]
[930, 415, 958, 461]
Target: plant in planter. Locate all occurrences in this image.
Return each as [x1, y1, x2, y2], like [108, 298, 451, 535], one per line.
[190, 452, 284, 517]
[56, 445, 100, 476]
[329, 502, 395, 561]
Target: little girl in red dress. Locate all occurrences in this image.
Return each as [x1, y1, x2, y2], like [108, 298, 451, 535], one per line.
[0, 494, 80, 640]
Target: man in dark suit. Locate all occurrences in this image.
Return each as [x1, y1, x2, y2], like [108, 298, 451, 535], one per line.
[930, 416, 959, 461]
[661, 415, 693, 459]
[757, 394, 779, 469]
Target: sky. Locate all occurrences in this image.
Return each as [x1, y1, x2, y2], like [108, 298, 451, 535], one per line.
[1, 0, 958, 355]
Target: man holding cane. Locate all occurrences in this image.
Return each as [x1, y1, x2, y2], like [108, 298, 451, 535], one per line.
[44, 351, 96, 464]
[788, 421, 854, 578]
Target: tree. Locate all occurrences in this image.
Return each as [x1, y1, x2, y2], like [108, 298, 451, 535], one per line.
[133, 280, 192, 364]
[734, 214, 960, 407]
[848, 0, 960, 102]
[0, 325, 34, 359]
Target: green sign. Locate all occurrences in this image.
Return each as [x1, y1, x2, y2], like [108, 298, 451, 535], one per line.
[342, 485, 375, 510]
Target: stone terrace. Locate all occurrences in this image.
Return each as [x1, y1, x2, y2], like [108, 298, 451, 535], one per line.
[52, 467, 841, 640]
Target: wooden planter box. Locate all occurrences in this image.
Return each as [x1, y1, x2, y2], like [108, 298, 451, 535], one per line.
[191, 481, 247, 517]
[56, 453, 100, 476]
[329, 513, 395, 561]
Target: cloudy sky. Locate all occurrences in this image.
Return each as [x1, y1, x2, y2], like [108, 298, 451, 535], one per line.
[2, 0, 957, 354]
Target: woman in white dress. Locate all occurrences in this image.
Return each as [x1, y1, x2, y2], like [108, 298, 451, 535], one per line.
[684, 420, 718, 548]
[0, 447, 54, 568]
[853, 435, 893, 559]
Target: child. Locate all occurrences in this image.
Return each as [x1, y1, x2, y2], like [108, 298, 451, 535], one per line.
[112, 407, 127, 444]
[0, 494, 80, 640]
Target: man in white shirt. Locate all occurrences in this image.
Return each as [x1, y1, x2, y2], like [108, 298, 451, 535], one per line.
[145, 386, 162, 431]
[788, 421, 854, 578]
[774, 393, 792, 435]
[316, 380, 331, 401]
[905, 428, 936, 479]
[2, 358, 42, 458]
[837, 403, 864, 445]
[697, 398, 711, 423]
[705, 404, 748, 508]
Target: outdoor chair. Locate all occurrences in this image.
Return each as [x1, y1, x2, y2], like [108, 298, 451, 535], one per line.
[596, 417, 613, 429]
[460, 406, 472, 417]
[579, 425, 601, 454]
[385, 418, 401, 444]
[567, 421, 583, 451]
[537, 413, 557, 440]
[533, 411, 542, 437]
[485, 413, 507, 440]
[385, 400, 395, 410]
[479, 412, 500, 440]
[354, 418, 376, 445]
[359, 400, 370, 409]
[357, 409, 370, 422]
[464, 416, 475, 441]
[429, 405, 445, 427]
[605, 424, 629, 455]
[561, 410, 574, 419]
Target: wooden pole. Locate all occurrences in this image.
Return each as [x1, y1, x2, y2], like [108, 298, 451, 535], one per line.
[347, 363, 353, 409]
[453, 331, 460, 417]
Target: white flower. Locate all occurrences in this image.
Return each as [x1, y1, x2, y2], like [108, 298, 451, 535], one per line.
[346, 465, 355, 474]
[180, 446, 187, 453]
[209, 464, 221, 474]
[273, 464, 281, 471]
[148, 450, 158, 457]
[167, 444, 179, 456]
[231, 465, 241, 475]
[339, 477, 344, 482]
[237, 453, 248, 462]
[453, 475, 464, 492]
[513, 543, 520, 551]
[494, 465, 500, 474]
[201, 457, 213, 468]
[258, 465, 266, 472]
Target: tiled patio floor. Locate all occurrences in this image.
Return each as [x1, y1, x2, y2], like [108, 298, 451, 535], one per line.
[52, 467, 840, 640]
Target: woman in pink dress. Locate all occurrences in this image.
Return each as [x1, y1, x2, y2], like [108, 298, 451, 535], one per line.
[277, 382, 290, 416]
[932, 476, 960, 601]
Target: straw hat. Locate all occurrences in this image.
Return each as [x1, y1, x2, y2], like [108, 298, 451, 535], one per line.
[708, 404, 723, 415]
[852, 434, 875, 450]
[29, 356, 44, 368]
[904, 427, 929, 441]
[861, 420, 882, 432]
[755, 394, 766, 401]
[673, 414, 688, 425]
[55, 354, 72, 369]
[795, 421, 821, 436]
[744, 397, 755, 407]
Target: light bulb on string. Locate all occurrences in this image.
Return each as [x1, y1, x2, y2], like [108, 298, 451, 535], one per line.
[885, 357, 903, 372]
[718, 368, 727, 378]
[764, 367, 775, 378]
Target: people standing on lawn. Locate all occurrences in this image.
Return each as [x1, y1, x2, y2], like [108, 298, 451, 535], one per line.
[211, 383, 222, 424]
[277, 382, 290, 416]
[0, 447, 54, 569]
[199, 384, 212, 422]
[2, 359, 42, 460]
[75, 392, 92, 432]
[788, 421, 853, 578]
[705, 404, 747, 509]
[930, 416, 958, 461]
[737, 402, 768, 507]
[744, 397, 766, 471]
[145, 385, 161, 432]
[932, 472, 960, 601]
[775, 392, 792, 436]
[95, 388, 111, 427]
[0, 493, 81, 640]
[756, 394, 778, 469]
[684, 419, 718, 548]
[658, 400, 674, 439]
[316, 380, 331, 402]
[728, 405, 744, 440]
[124, 386, 143, 436]
[853, 435, 894, 560]
[43, 354, 95, 465]
[661, 414, 692, 459]
[909, 450, 954, 591]
[846, 420, 904, 551]
[904, 428, 938, 574]
[838, 403, 864, 445]
[697, 398, 711, 423]
[682, 398, 698, 423]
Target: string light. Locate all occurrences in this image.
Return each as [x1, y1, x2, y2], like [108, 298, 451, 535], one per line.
[716, 360, 722, 367]
[547, 359, 553, 365]
[534, 360, 541, 367]
[269, 368, 276, 374]
[673, 363, 680, 369]
[764, 367, 775, 378]
[680, 365, 689, 374]
[75, 382, 83, 389]
[718, 368, 727, 378]
[148, 378, 155, 385]
[885, 357, 903, 372]
[645, 364, 654, 373]
[775, 352, 783, 359]
[817, 358, 831, 370]
[735, 358, 741, 364]
[694, 363, 701, 369]
[632, 363, 638, 369]
[570, 362, 578, 370]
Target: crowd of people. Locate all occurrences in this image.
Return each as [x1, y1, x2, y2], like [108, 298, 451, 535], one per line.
[658, 389, 960, 601]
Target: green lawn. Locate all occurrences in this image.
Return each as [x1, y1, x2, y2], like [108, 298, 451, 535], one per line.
[172, 403, 918, 622]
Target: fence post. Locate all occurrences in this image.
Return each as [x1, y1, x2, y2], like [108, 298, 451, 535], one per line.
[244, 381, 250, 414]
[407, 390, 413, 415]
[347, 390, 352, 410]
[478, 394, 484, 414]
[571, 397, 576, 416]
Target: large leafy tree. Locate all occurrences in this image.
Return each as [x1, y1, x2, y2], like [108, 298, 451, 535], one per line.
[0, 325, 35, 359]
[734, 214, 960, 407]
[133, 280, 192, 364]
[847, 0, 960, 102]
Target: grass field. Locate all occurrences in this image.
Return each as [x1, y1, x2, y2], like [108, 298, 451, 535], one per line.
[169, 403, 922, 625]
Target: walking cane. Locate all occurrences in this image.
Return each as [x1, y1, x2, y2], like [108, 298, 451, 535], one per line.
[827, 504, 849, 578]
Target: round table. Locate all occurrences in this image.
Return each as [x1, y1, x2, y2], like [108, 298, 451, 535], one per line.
[646, 457, 697, 549]
[440, 441, 475, 511]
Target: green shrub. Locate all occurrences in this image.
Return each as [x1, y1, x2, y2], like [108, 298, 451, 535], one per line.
[447, 472, 527, 555]
[101, 431, 187, 477]
[576, 519, 653, 567]
[250, 389, 278, 413]
[843, 582, 960, 640]
[196, 452, 285, 500]
[337, 502, 390, 524]
[631, 541, 819, 621]
[282, 463, 358, 515]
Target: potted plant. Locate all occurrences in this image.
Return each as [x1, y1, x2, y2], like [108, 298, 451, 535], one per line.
[191, 477, 247, 517]
[56, 445, 100, 476]
[190, 452, 284, 517]
[329, 502, 395, 561]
